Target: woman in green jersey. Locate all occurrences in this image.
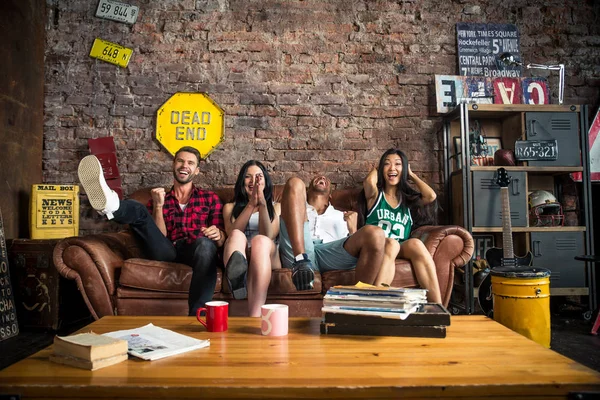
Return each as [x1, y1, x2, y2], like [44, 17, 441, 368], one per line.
[364, 148, 442, 303]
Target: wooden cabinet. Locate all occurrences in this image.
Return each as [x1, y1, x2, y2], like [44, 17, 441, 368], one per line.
[442, 104, 595, 314]
[7, 239, 91, 330]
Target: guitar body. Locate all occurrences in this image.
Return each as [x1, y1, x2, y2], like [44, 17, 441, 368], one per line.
[485, 247, 533, 270]
[478, 248, 533, 317]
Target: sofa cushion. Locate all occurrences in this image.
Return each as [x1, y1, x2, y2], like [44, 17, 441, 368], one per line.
[220, 267, 322, 296]
[119, 258, 222, 293]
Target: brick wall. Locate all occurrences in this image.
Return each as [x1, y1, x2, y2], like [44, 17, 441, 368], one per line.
[43, 0, 600, 233]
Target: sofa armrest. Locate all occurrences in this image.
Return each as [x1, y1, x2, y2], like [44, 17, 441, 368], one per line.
[411, 225, 474, 306]
[53, 231, 144, 319]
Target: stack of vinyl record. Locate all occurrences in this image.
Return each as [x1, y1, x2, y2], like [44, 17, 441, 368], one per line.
[320, 285, 451, 338]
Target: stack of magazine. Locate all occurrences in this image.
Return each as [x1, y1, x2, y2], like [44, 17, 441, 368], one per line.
[320, 285, 451, 338]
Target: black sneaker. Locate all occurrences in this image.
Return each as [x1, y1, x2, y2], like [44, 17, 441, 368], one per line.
[225, 251, 248, 299]
[292, 256, 315, 291]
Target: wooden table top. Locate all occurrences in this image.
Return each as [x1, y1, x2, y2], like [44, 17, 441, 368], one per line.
[1, 315, 599, 399]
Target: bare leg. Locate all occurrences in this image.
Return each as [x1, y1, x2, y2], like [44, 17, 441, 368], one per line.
[376, 238, 399, 286]
[280, 177, 308, 256]
[223, 229, 248, 266]
[343, 225, 387, 284]
[399, 238, 442, 303]
[247, 235, 275, 317]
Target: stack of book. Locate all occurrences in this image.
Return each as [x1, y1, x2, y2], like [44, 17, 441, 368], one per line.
[320, 285, 451, 338]
[50, 332, 128, 371]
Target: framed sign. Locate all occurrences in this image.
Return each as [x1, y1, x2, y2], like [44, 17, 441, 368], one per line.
[472, 234, 495, 261]
[0, 208, 19, 341]
[493, 78, 522, 104]
[456, 23, 521, 78]
[572, 106, 600, 182]
[435, 75, 493, 114]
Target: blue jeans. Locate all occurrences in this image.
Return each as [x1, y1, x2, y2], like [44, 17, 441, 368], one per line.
[113, 200, 218, 316]
[278, 219, 357, 272]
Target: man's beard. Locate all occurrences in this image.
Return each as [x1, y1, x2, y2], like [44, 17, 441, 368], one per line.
[173, 170, 194, 184]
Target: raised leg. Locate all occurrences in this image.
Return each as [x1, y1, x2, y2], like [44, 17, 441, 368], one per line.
[280, 177, 309, 257]
[114, 200, 177, 261]
[342, 225, 388, 285]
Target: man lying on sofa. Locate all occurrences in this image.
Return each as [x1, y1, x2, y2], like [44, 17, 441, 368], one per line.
[77, 146, 226, 316]
[279, 175, 393, 291]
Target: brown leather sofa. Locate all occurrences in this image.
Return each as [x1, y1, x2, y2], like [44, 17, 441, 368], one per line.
[53, 186, 474, 319]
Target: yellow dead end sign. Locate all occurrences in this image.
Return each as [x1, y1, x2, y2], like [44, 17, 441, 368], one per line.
[156, 93, 224, 158]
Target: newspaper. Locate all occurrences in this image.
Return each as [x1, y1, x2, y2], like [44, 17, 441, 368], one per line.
[103, 323, 209, 361]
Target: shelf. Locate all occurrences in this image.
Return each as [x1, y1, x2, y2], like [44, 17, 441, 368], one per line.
[468, 166, 583, 173]
[443, 104, 581, 120]
[443, 103, 595, 313]
[472, 226, 586, 233]
[551, 288, 589, 296]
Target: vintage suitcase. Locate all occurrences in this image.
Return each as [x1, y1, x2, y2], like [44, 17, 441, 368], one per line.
[8, 239, 91, 330]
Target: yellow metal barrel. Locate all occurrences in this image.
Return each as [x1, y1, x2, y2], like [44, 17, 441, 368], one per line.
[491, 267, 551, 348]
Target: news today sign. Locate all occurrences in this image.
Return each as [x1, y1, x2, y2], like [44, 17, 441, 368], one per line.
[156, 93, 224, 158]
[456, 23, 521, 78]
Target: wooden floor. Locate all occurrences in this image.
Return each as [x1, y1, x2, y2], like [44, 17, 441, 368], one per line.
[1, 315, 599, 399]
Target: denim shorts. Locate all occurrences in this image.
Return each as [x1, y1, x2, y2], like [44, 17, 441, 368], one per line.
[279, 219, 357, 272]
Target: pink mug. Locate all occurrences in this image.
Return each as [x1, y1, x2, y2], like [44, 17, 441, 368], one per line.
[261, 304, 288, 336]
[196, 301, 228, 332]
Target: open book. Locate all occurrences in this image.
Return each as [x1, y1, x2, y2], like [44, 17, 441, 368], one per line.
[103, 323, 210, 361]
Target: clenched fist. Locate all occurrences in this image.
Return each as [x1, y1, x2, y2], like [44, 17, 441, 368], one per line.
[151, 187, 166, 208]
[343, 211, 358, 235]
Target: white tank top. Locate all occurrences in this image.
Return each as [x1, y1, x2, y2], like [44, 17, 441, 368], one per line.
[244, 211, 260, 241]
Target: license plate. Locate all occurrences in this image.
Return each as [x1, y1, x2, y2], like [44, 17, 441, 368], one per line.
[89, 38, 133, 68]
[95, 0, 139, 25]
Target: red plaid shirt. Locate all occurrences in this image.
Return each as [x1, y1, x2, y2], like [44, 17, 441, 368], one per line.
[146, 186, 224, 244]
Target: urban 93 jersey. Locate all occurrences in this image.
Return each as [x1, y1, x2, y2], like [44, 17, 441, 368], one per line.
[365, 191, 412, 242]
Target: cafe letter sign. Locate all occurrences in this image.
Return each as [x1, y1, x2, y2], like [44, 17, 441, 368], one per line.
[156, 93, 224, 158]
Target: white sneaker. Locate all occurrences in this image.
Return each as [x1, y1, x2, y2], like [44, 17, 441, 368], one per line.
[77, 155, 120, 220]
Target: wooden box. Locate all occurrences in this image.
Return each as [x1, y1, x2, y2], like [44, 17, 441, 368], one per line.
[8, 239, 91, 330]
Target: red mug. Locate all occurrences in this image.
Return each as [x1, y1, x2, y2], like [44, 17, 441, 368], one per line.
[196, 301, 228, 332]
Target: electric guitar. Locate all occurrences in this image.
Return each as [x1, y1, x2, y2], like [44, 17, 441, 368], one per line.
[478, 168, 533, 316]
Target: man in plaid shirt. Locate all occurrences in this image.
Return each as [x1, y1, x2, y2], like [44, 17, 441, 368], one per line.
[78, 146, 226, 316]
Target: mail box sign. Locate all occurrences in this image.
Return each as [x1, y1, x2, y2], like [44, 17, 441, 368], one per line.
[156, 93, 224, 158]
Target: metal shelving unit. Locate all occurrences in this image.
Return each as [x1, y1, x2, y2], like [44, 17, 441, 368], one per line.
[442, 103, 595, 315]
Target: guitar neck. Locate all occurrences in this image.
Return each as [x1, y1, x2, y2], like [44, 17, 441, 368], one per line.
[500, 187, 514, 260]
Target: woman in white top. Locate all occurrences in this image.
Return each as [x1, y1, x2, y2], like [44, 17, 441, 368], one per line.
[222, 160, 281, 317]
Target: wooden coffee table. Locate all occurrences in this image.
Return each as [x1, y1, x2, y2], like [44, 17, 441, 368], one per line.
[1, 316, 599, 399]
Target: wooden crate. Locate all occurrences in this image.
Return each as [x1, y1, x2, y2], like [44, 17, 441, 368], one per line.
[8, 239, 91, 330]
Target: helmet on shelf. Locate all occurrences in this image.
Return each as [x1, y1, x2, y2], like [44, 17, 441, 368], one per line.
[528, 190, 564, 227]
